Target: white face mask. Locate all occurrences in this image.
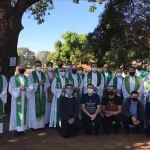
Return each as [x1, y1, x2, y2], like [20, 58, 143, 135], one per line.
[87, 88, 94, 94]
[116, 73, 122, 77]
[36, 67, 41, 71]
[60, 71, 66, 77]
[66, 65, 72, 70]
[92, 67, 97, 72]
[78, 71, 83, 74]
[48, 67, 53, 71]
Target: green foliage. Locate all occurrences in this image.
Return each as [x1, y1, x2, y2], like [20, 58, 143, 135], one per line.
[17, 47, 35, 67]
[46, 52, 55, 63]
[36, 51, 50, 65]
[54, 31, 94, 64]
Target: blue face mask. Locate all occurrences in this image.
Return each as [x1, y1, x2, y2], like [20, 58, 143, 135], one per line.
[66, 89, 73, 95]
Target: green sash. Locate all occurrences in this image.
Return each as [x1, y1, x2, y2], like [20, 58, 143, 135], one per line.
[87, 71, 101, 86]
[68, 73, 81, 87]
[54, 68, 59, 77]
[0, 75, 3, 123]
[15, 74, 28, 126]
[145, 80, 150, 103]
[124, 76, 141, 95]
[81, 74, 85, 80]
[56, 76, 69, 125]
[32, 71, 46, 120]
[140, 70, 149, 78]
[101, 70, 113, 86]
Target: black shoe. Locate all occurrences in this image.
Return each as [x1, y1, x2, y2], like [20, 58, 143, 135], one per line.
[113, 128, 119, 135]
[94, 131, 99, 136]
[29, 128, 35, 132]
[0, 133, 2, 137]
[125, 130, 130, 135]
[12, 131, 18, 137]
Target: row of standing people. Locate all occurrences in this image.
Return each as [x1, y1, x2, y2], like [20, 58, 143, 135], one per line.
[0, 60, 150, 136]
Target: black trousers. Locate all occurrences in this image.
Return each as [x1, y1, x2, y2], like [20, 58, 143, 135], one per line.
[57, 118, 82, 138]
[83, 114, 102, 135]
[123, 116, 143, 132]
[103, 114, 121, 133]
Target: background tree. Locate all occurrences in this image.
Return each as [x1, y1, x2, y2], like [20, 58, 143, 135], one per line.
[46, 52, 55, 64]
[54, 31, 94, 64]
[17, 47, 35, 67]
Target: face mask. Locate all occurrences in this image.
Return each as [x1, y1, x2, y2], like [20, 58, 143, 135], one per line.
[19, 69, 26, 74]
[60, 72, 66, 77]
[87, 88, 94, 94]
[66, 65, 72, 70]
[48, 67, 53, 71]
[36, 67, 41, 71]
[72, 69, 77, 74]
[129, 72, 135, 76]
[66, 89, 73, 95]
[132, 98, 138, 102]
[58, 64, 63, 68]
[78, 71, 83, 74]
[108, 91, 115, 96]
[137, 66, 142, 71]
[117, 73, 122, 77]
[92, 67, 97, 72]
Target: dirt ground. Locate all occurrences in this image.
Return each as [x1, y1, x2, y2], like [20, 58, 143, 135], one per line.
[1, 115, 150, 150]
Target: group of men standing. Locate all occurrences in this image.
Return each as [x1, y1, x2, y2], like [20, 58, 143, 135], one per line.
[0, 59, 150, 137]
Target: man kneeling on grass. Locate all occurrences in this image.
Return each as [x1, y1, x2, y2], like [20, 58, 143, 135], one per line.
[81, 84, 102, 136]
[58, 84, 82, 138]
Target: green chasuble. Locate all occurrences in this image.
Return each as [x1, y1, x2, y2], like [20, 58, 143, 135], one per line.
[101, 70, 113, 86]
[56, 76, 69, 125]
[87, 71, 101, 86]
[0, 75, 3, 123]
[124, 76, 141, 95]
[145, 80, 150, 103]
[81, 73, 85, 80]
[32, 71, 46, 120]
[140, 70, 149, 79]
[54, 68, 59, 77]
[15, 74, 28, 126]
[68, 72, 81, 87]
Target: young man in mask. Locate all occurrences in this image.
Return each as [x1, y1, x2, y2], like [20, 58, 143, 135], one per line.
[101, 63, 114, 97]
[0, 68, 7, 136]
[58, 84, 81, 138]
[54, 59, 63, 76]
[9, 65, 33, 136]
[66, 61, 72, 77]
[49, 67, 69, 128]
[83, 62, 104, 101]
[102, 85, 122, 134]
[45, 62, 56, 126]
[122, 67, 143, 101]
[123, 91, 144, 134]
[108, 68, 124, 103]
[28, 61, 50, 130]
[81, 84, 102, 135]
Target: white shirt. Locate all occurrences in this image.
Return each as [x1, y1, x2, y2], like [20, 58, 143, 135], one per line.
[47, 70, 53, 80]
[19, 75, 25, 86]
[104, 72, 108, 87]
[92, 72, 98, 87]
[72, 73, 78, 88]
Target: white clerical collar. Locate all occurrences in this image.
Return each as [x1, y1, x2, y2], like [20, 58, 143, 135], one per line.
[65, 94, 73, 98]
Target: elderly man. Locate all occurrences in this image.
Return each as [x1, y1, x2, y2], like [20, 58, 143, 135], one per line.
[9, 65, 33, 136]
[0, 69, 7, 136]
[49, 67, 69, 128]
[28, 61, 50, 130]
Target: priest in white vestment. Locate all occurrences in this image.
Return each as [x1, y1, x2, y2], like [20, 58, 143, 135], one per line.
[66, 61, 72, 77]
[122, 67, 142, 101]
[9, 65, 33, 136]
[0, 73, 7, 136]
[49, 67, 69, 128]
[28, 61, 50, 130]
[45, 62, 56, 125]
[83, 62, 104, 101]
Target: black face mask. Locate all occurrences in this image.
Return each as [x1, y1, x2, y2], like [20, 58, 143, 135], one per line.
[137, 66, 142, 71]
[108, 91, 115, 96]
[72, 70, 77, 74]
[129, 72, 135, 76]
[132, 98, 138, 102]
[58, 64, 63, 68]
[19, 69, 26, 74]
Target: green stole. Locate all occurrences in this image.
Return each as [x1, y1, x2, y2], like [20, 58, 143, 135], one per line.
[145, 80, 150, 103]
[0, 75, 3, 123]
[81, 73, 85, 80]
[140, 70, 149, 78]
[56, 76, 69, 125]
[54, 68, 59, 77]
[15, 74, 28, 126]
[101, 70, 113, 87]
[87, 71, 101, 86]
[124, 76, 141, 95]
[32, 71, 46, 120]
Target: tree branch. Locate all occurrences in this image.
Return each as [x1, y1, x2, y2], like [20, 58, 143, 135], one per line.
[14, 0, 41, 14]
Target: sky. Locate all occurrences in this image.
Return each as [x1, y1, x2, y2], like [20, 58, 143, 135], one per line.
[18, 1, 104, 54]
